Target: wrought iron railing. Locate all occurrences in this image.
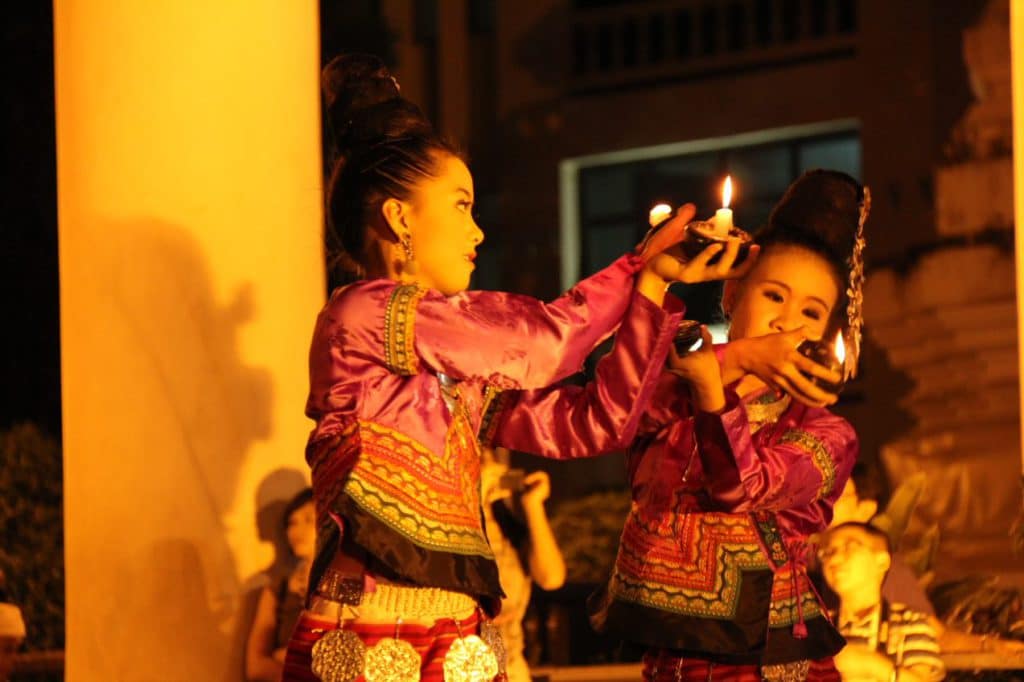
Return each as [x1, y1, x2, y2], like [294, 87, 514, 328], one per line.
[570, 0, 858, 93]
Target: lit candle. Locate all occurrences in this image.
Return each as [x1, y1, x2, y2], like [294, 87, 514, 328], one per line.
[713, 176, 734, 237]
[648, 202, 672, 227]
[834, 333, 846, 366]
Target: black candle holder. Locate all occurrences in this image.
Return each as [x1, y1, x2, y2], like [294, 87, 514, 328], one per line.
[680, 220, 753, 267]
[797, 339, 845, 394]
[674, 320, 703, 355]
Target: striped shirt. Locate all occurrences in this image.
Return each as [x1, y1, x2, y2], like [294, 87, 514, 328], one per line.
[837, 601, 945, 681]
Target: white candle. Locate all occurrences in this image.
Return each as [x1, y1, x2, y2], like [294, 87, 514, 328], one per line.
[649, 203, 672, 227]
[713, 176, 734, 237]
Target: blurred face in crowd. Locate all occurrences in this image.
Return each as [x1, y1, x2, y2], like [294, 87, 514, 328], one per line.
[819, 524, 890, 600]
[286, 501, 317, 561]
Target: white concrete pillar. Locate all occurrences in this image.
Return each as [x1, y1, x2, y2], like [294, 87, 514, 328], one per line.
[53, 2, 324, 678]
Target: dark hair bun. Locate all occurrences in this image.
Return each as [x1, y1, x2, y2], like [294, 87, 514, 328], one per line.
[322, 53, 431, 158]
[757, 169, 863, 272]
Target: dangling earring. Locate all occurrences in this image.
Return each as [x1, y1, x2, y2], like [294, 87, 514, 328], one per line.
[400, 233, 417, 276]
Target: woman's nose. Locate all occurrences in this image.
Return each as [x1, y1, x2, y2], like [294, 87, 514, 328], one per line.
[471, 220, 484, 246]
[773, 306, 801, 332]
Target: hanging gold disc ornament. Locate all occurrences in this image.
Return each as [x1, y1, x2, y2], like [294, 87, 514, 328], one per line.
[311, 629, 366, 682]
[442, 634, 499, 682]
[364, 637, 421, 682]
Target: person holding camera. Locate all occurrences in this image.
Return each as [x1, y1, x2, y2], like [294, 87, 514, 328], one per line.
[480, 446, 565, 682]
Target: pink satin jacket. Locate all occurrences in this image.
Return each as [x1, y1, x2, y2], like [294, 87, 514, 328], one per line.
[304, 255, 682, 606]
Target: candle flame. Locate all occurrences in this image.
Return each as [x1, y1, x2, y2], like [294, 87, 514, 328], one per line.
[722, 176, 733, 209]
[648, 203, 672, 227]
[834, 333, 846, 365]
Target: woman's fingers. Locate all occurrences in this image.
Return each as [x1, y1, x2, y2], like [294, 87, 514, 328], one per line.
[778, 365, 837, 407]
[724, 243, 760, 279]
[789, 350, 842, 385]
[638, 203, 697, 261]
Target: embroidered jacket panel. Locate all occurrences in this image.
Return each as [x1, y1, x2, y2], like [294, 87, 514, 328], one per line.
[593, 386, 858, 664]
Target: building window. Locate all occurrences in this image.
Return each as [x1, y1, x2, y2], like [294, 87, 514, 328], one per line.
[571, 130, 860, 322]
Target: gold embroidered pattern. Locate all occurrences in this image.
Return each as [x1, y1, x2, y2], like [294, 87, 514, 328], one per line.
[768, 565, 823, 627]
[383, 284, 426, 376]
[744, 394, 791, 434]
[609, 511, 769, 617]
[477, 385, 512, 446]
[342, 420, 494, 558]
[779, 429, 835, 499]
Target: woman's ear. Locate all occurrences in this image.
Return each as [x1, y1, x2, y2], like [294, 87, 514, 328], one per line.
[380, 198, 408, 242]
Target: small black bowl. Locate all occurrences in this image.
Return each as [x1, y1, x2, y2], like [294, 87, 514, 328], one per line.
[674, 320, 703, 355]
[797, 339, 845, 394]
[680, 220, 754, 267]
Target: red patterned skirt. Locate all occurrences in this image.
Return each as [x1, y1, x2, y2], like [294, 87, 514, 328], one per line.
[641, 649, 840, 682]
[283, 611, 496, 682]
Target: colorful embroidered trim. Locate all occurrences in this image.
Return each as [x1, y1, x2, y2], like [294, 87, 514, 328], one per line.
[477, 386, 512, 446]
[609, 511, 769, 618]
[768, 565, 823, 627]
[383, 284, 426, 376]
[779, 429, 836, 499]
[750, 511, 789, 570]
[343, 419, 494, 558]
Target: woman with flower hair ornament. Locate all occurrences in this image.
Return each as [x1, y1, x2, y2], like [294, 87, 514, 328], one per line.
[582, 170, 869, 681]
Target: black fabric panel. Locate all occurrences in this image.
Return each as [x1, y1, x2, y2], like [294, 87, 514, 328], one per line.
[588, 569, 843, 665]
[307, 495, 505, 617]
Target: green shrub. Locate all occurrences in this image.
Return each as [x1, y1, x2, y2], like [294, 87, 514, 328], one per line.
[0, 423, 64, 651]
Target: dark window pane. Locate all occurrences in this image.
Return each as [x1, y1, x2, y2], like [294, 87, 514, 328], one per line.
[621, 18, 639, 67]
[648, 13, 666, 63]
[581, 164, 635, 220]
[675, 10, 693, 58]
[798, 136, 861, 177]
[700, 6, 718, 56]
[727, 3, 746, 51]
[585, 223, 636, 274]
[573, 24, 589, 74]
[597, 23, 614, 71]
[781, 0, 801, 42]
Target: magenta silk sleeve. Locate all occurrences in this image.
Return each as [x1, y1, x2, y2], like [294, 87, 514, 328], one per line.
[487, 291, 685, 459]
[692, 391, 858, 513]
[320, 254, 641, 391]
[632, 341, 729, 436]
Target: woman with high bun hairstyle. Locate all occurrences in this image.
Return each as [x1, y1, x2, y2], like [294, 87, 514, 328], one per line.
[588, 170, 869, 681]
[283, 54, 754, 682]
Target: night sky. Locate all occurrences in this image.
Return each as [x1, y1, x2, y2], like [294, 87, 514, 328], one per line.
[1, 5, 60, 437]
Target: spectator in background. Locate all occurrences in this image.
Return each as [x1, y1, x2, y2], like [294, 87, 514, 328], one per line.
[480, 446, 565, 682]
[827, 467, 934, 618]
[820, 522, 944, 682]
[246, 488, 315, 681]
[0, 570, 25, 682]
[827, 471, 1024, 659]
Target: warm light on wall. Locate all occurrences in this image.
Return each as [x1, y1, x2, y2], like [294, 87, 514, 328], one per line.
[54, 1, 324, 678]
[1012, 2, 1024, 475]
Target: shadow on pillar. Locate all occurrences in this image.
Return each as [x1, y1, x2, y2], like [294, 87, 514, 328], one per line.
[77, 219, 275, 681]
